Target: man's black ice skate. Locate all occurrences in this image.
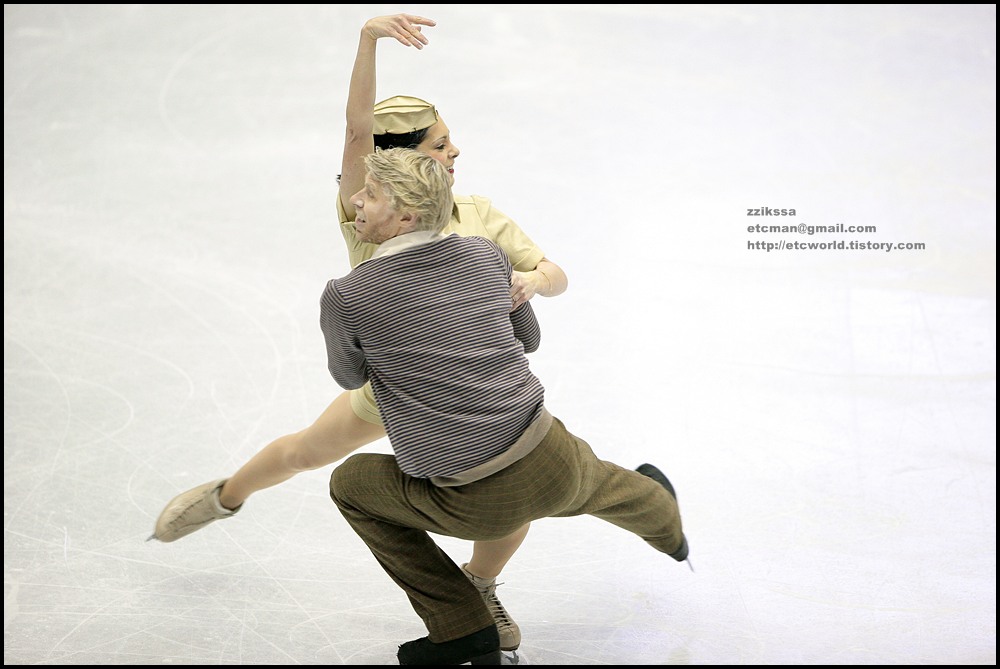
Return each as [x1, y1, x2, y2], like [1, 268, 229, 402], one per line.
[636, 463, 690, 564]
[397, 624, 501, 665]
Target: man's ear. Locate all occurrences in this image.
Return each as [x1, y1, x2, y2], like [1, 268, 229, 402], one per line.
[398, 211, 418, 232]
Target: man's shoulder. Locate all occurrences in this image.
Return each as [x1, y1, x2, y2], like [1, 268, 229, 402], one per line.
[337, 235, 503, 283]
[443, 233, 502, 254]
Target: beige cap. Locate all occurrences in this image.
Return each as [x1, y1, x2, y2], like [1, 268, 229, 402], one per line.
[373, 95, 439, 135]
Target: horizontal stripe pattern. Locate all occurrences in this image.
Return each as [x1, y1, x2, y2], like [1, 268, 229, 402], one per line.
[320, 235, 544, 478]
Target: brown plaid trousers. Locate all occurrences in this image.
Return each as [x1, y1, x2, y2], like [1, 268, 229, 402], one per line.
[329, 414, 685, 642]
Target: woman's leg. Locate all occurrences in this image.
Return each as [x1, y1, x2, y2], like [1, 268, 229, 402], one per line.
[463, 523, 530, 579]
[218, 390, 386, 509]
[152, 389, 386, 542]
[462, 523, 530, 652]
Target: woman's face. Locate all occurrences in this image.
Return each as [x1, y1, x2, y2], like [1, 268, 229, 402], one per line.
[416, 118, 460, 186]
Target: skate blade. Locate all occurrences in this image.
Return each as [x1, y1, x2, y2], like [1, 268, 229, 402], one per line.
[501, 649, 527, 665]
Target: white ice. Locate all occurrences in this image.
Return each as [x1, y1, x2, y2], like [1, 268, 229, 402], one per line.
[4, 4, 995, 665]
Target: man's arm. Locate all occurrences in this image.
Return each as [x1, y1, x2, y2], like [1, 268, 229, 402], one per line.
[510, 301, 540, 353]
[479, 235, 541, 353]
[319, 280, 368, 389]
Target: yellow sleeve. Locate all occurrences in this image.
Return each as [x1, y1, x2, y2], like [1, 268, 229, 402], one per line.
[457, 195, 545, 272]
[337, 195, 379, 269]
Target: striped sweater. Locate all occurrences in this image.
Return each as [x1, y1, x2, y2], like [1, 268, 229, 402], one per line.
[320, 233, 544, 478]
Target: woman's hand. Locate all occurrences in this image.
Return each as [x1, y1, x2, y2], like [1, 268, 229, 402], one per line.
[510, 259, 567, 309]
[510, 270, 543, 310]
[363, 14, 436, 49]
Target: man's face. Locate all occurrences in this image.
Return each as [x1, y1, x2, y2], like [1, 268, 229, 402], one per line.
[351, 175, 408, 244]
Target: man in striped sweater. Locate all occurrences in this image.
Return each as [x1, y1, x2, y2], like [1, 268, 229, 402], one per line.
[322, 147, 689, 666]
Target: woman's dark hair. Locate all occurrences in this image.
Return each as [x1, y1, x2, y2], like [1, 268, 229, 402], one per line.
[337, 128, 431, 184]
[374, 128, 429, 151]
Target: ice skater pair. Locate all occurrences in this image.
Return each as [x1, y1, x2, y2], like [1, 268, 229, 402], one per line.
[154, 146, 690, 664]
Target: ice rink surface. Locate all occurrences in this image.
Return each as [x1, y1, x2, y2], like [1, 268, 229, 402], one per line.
[4, 4, 995, 665]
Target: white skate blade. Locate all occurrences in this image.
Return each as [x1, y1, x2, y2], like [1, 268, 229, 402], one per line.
[500, 649, 527, 665]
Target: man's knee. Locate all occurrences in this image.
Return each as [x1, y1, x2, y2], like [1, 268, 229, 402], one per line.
[329, 453, 388, 507]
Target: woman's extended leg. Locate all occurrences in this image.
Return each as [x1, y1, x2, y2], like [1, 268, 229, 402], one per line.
[152, 390, 385, 541]
[219, 390, 385, 509]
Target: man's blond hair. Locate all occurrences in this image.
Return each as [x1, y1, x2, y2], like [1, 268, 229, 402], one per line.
[364, 147, 453, 233]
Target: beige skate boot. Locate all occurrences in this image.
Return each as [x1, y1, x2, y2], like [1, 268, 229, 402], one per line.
[461, 563, 521, 652]
[150, 479, 241, 543]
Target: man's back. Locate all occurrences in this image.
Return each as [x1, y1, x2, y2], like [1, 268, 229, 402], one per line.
[321, 234, 544, 478]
